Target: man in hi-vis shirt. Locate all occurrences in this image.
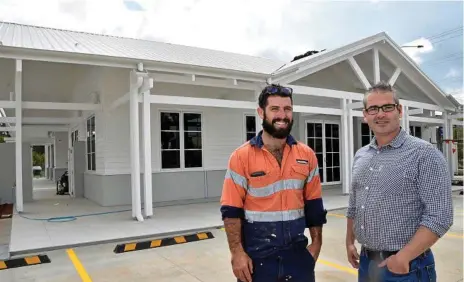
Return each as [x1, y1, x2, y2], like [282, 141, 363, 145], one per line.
[220, 84, 327, 282]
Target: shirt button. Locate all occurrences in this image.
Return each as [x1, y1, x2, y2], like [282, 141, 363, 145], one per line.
[361, 205, 364, 209]
[365, 187, 369, 190]
[369, 167, 373, 171]
[377, 151, 380, 154]
[361, 225, 364, 229]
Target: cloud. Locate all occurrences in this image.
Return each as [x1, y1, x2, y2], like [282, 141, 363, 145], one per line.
[123, 0, 145, 11]
[445, 68, 461, 78]
[445, 87, 464, 104]
[0, 0, 322, 62]
[401, 37, 434, 65]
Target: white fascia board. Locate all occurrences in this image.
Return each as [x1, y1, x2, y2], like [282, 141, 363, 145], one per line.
[0, 117, 15, 123]
[407, 108, 424, 115]
[0, 46, 268, 84]
[347, 101, 364, 109]
[150, 73, 257, 90]
[352, 111, 364, 117]
[0, 46, 136, 69]
[399, 99, 443, 112]
[22, 101, 101, 111]
[144, 64, 267, 83]
[0, 101, 16, 108]
[23, 125, 69, 132]
[408, 116, 444, 124]
[149, 95, 256, 109]
[1, 127, 15, 132]
[290, 85, 364, 100]
[293, 106, 343, 115]
[0, 117, 80, 124]
[149, 94, 345, 115]
[348, 57, 371, 90]
[273, 35, 384, 84]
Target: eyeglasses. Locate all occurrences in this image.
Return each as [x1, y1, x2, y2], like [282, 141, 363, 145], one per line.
[365, 104, 398, 115]
[263, 85, 293, 96]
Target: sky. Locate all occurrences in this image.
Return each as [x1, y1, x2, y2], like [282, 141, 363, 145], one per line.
[0, 0, 462, 103]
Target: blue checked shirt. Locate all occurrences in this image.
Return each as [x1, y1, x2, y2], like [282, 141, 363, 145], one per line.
[347, 128, 453, 251]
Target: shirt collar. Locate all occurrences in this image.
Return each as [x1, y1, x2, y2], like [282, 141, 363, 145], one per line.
[369, 127, 407, 149]
[250, 130, 297, 148]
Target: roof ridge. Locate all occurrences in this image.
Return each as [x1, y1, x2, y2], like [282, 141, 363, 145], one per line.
[0, 20, 285, 63]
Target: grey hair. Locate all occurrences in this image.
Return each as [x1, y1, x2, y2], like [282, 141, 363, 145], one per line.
[363, 81, 400, 108]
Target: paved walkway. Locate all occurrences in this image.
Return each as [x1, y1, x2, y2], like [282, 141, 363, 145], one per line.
[1, 193, 462, 282]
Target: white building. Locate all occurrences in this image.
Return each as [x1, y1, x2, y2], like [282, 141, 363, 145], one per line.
[0, 21, 461, 222]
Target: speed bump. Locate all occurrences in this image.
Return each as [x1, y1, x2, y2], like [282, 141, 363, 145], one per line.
[0, 255, 50, 270]
[113, 231, 215, 254]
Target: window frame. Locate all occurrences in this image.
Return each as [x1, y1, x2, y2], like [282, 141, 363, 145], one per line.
[158, 109, 204, 171]
[86, 115, 96, 171]
[409, 125, 422, 139]
[243, 113, 257, 141]
[360, 122, 374, 147]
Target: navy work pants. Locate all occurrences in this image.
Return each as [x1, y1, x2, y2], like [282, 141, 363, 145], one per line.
[358, 248, 437, 282]
[238, 247, 316, 282]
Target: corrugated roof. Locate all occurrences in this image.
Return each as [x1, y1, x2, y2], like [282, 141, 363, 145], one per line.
[0, 21, 285, 74]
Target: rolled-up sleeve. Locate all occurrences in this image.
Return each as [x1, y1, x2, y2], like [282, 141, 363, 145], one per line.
[417, 145, 453, 237]
[220, 151, 247, 220]
[303, 151, 327, 227]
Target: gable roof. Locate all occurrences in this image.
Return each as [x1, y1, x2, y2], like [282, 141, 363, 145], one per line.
[0, 21, 284, 75]
[271, 32, 461, 110]
[0, 21, 460, 111]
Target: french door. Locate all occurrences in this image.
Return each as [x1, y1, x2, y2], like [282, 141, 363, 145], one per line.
[305, 121, 341, 184]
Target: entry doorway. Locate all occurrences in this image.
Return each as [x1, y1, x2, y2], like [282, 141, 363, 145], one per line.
[305, 120, 341, 185]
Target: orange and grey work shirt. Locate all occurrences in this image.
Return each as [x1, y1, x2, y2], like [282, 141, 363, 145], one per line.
[220, 132, 327, 258]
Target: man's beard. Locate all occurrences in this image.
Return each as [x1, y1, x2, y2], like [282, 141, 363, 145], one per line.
[262, 112, 293, 139]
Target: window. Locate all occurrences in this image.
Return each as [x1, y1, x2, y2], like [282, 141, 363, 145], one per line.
[160, 112, 202, 169]
[409, 126, 422, 139]
[245, 115, 256, 141]
[86, 116, 96, 171]
[361, 123, 374, 146]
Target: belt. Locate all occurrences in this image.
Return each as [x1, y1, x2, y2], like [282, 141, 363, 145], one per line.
[361, 246, 431, 262]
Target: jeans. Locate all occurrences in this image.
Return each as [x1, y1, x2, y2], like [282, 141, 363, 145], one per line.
[238, 247, 316, 282]
[358, 248, 437, 282]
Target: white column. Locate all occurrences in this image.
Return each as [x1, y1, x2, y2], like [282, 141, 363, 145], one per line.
[443, 112, 453, 179]
[402, 106, 409, 133]
[129, 70, 143, 222]
[347, 99, 354, 188]
[15, 59, 23, 212]
[44, 144, 49, 179]
[373, 48, 380, 84]
[340, 99, 350, 194]
[142, 76, 153, 218]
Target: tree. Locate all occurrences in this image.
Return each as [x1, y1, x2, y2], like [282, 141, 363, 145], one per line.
[32, 151, 45, 168]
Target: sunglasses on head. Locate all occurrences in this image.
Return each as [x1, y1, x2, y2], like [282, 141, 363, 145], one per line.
[263, 85, 293, 96]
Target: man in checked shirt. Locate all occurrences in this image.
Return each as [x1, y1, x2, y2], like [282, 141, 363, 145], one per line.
[345, 81, 453, 282]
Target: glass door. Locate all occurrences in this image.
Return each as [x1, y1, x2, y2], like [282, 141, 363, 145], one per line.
[324, 123, 341, 183]
[306, 122, 324, 183]
[306, 121, 341, 184]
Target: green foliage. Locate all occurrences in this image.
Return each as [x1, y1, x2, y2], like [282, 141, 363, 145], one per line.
[0, 135, 4, 143]
[32, 151, 45, 168]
